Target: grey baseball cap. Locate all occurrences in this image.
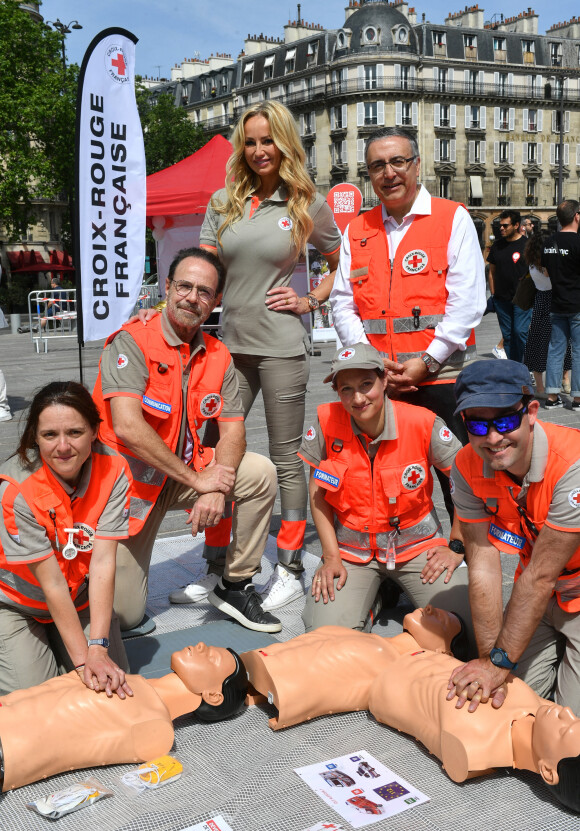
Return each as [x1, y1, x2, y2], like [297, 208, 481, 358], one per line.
[323, 342, 385, 384]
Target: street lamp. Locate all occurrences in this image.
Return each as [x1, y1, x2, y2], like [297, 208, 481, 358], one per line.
[46, 19, 83, 69]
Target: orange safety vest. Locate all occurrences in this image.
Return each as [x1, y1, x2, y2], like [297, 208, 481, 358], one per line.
[454, 421, 580, 612]
[0, 443, 129, 621]
[311, 401, 446, 564]
[347, 201, 477, 383]
[93, 317, 231, 535]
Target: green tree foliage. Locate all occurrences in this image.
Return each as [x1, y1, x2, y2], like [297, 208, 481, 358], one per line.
[0, 0, 77, 239]
[136, 86, 206, 175]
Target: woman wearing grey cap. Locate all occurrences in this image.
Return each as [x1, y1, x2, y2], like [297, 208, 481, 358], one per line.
[298, 343, 475, 648]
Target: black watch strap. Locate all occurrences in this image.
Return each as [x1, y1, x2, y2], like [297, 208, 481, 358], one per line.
[448, 539, 465, 555]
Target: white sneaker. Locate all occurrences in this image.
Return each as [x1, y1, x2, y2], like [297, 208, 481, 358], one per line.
[260, 564, 305, 611]
[492, 346, 507, 360]
[0, 410, 12, 422]
[169, 572, 219, 604]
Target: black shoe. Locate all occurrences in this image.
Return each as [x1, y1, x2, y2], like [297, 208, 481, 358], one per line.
[362, 590, 383, 633]
[209, 580, 282, 633]
[545, 396, 563, 409]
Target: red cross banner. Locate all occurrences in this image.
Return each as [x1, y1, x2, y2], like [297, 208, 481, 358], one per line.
[74, 29, 145, 344]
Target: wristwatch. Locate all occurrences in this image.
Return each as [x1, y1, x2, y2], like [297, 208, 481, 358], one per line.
[448, 539, 465, 555]
[306, 293, 321, 311]
[420, 353, 441, 375]
[87, 637, 110, 649]
[489, 646, 518, 670]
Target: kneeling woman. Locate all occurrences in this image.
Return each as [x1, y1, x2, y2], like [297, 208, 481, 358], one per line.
[0, 382, 132, 697]
[300, 344, 474, 654]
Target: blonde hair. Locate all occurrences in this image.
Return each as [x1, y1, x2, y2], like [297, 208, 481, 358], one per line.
[213, 101, 315, 255]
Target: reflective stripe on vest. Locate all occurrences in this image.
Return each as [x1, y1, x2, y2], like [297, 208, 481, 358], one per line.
[336, 509, 443, 563]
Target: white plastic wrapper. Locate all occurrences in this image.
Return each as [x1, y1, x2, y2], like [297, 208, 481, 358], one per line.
[26, 778, 113, 819]
[120, 754, 184, 797]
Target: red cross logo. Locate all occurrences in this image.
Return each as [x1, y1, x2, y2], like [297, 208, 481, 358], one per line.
[440, 426, 452, 442]
[442, 429, 450, 438]
[340, 349, 353, 359]
[281, 219, 290, 228]
[569, 489, 580, 508]
[111, 52, 126, 75]
[305, 426, 316, 440]
[402, 464, 425, 490]
[574, 494, 580, 504]
[72, 528, 91, 547]
[403, 249, 428, 273]
[409, 254, 423, 269]
[200, 393, 222, 417]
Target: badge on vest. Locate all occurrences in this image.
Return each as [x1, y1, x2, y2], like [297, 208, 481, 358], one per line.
[143, 395, 172, 414]
[313, 468, 341, 490]
[199, 393, 222, 418]
[489, 523, 525, 550]
[402, 250, 428, 274]
[439, 426, 453, 442]
[401, 464, 425, 490]
[117, 354, 128, 369]
[278, 216, 293, 231]
[304, 426, 316, 441]
[568, 488, 580, 509]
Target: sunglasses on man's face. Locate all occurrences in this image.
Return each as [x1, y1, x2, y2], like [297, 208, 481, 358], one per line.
[463, 405, 528, 437]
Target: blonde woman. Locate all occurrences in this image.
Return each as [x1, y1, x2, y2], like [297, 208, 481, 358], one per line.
[170, 102, 341, 611]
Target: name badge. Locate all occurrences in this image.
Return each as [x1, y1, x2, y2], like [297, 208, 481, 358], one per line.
[489, 523, 525, 550]
[143, 395, 172, 414]
[314, 468, 341, 490]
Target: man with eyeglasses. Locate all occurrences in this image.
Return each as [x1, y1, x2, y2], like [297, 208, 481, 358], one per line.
[487, 210, 531, 362]
[93, 247, 280, 635]
[330, 127, 485, 518]
[447, 359, 580, 716]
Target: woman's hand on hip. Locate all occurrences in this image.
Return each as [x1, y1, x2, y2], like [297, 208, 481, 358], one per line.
[265, 286, 307, 315]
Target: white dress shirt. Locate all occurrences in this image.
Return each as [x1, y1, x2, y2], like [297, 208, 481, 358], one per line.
[330, 185, 486, 364]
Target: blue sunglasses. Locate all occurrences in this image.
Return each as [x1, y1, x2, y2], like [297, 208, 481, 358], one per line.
[463, 405, 528, 437]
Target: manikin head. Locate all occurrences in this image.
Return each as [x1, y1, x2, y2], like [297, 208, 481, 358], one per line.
[170, 643, 248, 722]
[403, 606, 466, 659]
[532, 704, 580, 811]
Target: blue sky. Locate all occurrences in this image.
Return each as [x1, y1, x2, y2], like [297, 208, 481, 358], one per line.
[42, 0, 568, 79]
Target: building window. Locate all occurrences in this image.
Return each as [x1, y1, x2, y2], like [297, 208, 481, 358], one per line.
[468, 140, 486, 164]
[243, 63, 254, 86]
[307, 41, 318, 67]
[364, 102, 378, 126]
[527, 142, 537, 163]
[432, 31, 446, 48]
[499, 141, 509, 163]
[440, 139, 450, 161]
[264, 56, 274, 80]
[437, 68, 447, 93]
[365, 64, 377, 90]
[497, 72, 509, 95]
[331, 140, 347, 166]
[499, 107, 510, 130]
[527, 109, 537, 132]
[301, 111, 315, 136]
[220, 76, 229, 93]
[401, 102, 412, 126]
[440, 104, 450, 127]
[331, 105, 347, 130]
[498, 177, 509, 205]
[332, 68, 347, 92]
[434, 139, 455, 162]
[553, 110, 570, 133]
[439, 176, 451, 199]
[464, 34, 477, 58]
[400, 64, 409, 90]
[493, 36, 506, 51]
[363, 26, 377, 44]
[522, 40, 535, 64]
[550, 43, 562, 67]
[285, 49, 296, 74]
[551, 143, 570, 166]
[305, 144, 316, 169]
[470, 106, 480, 128]
[527, 178, 537, 199]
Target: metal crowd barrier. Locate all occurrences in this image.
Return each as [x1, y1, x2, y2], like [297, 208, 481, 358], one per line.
[26, 284, 161, 352]
[28, 288, 77, 353]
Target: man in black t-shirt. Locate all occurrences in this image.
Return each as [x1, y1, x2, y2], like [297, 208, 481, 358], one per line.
[542, 199, 580, 410]
[487, 210, 531, 362]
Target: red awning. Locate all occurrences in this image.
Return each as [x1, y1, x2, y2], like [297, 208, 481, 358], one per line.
[8, 249, 75, 274]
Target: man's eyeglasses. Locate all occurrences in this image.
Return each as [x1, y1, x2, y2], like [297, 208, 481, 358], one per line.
[463, 405, 528, 437]
[367, 156, 417, 176]
[171, 281, 216, 303]
[499, 223, 512, 229]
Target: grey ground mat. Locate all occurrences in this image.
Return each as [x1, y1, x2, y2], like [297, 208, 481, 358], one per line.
[125, 620, 279, 678]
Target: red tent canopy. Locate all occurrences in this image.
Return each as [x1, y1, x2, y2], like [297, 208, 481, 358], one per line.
[146, 134, 233, 221]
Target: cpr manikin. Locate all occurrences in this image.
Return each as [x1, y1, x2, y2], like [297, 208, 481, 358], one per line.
[0, 644, 247, 791]
[243, 607, 580, 813]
